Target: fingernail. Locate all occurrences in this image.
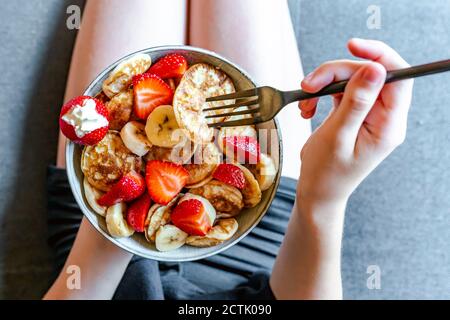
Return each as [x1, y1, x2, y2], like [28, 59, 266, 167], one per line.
[362, 65, 384, 84]
[351, 37, 364, 43]
[303, 72, 314, 84]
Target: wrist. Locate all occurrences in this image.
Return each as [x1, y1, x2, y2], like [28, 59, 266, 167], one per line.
[296, 194, 348, 230]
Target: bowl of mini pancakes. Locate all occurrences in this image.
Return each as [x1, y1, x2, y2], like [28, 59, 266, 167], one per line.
[66, 46, 283, 261]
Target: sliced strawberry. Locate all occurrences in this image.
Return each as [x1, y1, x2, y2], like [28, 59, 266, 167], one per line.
[126, 193, 152, 232]
[223, 136, 261, 164]
[97, 171, 145, 206]
[145, 160, 189, 205]
[171, 199, 212, 236]
[132, 73, 173, 120]
[213, 164, 246, 189]
[59, 95, 109, 145]
[147, 54, 187, 79]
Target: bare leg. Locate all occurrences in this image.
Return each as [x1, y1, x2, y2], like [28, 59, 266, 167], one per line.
[47, 0, 187, 299]
[56, 0, 187, 168]
[189, 0, 310, 179]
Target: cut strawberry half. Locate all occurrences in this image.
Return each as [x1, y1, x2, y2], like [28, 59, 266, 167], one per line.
[145, 160, 189, 205]
[59, 95, 109, 145]
[132, 73, 173, 120]
[126, 193, 152, 232]
[213, 164, 246, 189]
[171, 198, 212, 236]
[147, 53, 187, 79]
[223, 136, 261, 164]
[97, 171, 146, 206]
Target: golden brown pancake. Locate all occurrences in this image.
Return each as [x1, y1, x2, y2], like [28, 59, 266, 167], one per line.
[81, 131, 142, 191]
[104, 89, 133, 130]
[189, 180, 244, 218]
[173, 63, 235, 143]
[184, 142, 221, 187]
[144, 138, 197, 165]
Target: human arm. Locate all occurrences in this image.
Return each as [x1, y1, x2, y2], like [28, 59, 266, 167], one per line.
[270, 39, 414, 299]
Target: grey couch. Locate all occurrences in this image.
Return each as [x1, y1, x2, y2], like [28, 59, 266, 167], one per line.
[0, 0, 448, 299]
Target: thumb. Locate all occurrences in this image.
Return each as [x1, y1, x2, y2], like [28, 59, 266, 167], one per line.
[334, 62, 386, 137]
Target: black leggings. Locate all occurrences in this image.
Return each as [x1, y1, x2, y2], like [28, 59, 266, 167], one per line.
[47, 165, 297, 299]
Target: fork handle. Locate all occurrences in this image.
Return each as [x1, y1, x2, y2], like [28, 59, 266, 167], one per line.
[283, 59, 450, 103]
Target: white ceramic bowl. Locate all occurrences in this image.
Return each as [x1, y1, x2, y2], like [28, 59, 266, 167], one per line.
[66, 46, 283, 261]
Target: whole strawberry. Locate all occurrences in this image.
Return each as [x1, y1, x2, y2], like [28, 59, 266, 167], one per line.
[147, 53, 188, 79]
[59, 95, 109, 145]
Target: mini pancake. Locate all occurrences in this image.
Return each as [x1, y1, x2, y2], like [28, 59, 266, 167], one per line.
[144, 137, 197, 165]
[189, 180, 244, 218]
[173, 63, 235, 144]
[81, 131, 143, 191]
[184, 142, 221, 188]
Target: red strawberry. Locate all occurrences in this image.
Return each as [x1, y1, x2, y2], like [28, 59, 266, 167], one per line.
[59, 95, 109, 145]
[213, 164, 246, 189]
[97, 171, 145, 206]
[223, 136, 261, 164]
[171, 199, 212, 236]
[145, 160, 189, 205]
[147, 54, 187, 79]
[132, 73, 173, 120]
[126, 193, 152, 232]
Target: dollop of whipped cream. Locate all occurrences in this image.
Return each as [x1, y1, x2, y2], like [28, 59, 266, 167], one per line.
[62, 98, 108, 138]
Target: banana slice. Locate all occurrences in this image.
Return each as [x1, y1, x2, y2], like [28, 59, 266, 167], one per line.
[106, 202, 135, 238]
[155, 224, 188, 252]
[145, 105, 184, 148]
[173, 63, 235, 144]
[83, 178, 107, 216]
[144, 195, 179, 242]
[102, 53, 152, 98]
[120, 121, 152, 156]
[186, 218, 238, 247]
[235, 164, 262, 208]
[248, 153, 277, 191]
[178, 193, 216, 226]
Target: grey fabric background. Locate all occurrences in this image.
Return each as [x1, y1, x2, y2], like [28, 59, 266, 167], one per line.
[0, 0, 448, 299]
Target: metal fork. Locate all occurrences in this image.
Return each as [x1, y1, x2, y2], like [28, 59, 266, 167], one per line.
[205, 59, 450, 127]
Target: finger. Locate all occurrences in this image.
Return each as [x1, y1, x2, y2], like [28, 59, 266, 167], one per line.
[300, 60, 371, 118]
[334, 62, 386, 137]
[301, 60, 368, 93]
[348, 38, 409, 69]
[348, 38, 414, 118]
[332, 94, 343, 108]
[299, 97, 318, 113]
[301, 106, 316, 119]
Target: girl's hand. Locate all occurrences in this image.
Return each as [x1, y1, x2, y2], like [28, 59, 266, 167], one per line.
[297, 39, 414, 203]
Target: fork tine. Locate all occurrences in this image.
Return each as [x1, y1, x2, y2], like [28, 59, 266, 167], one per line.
[208, 117, 259, 128]
[205, 106, 260, 119]
[205, 88, 258, 102]
[203, 98, 259, 112]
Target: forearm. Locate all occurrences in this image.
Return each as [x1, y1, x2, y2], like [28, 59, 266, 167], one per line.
[43, 218, 132, 300]
[270, 195, 347, 299]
